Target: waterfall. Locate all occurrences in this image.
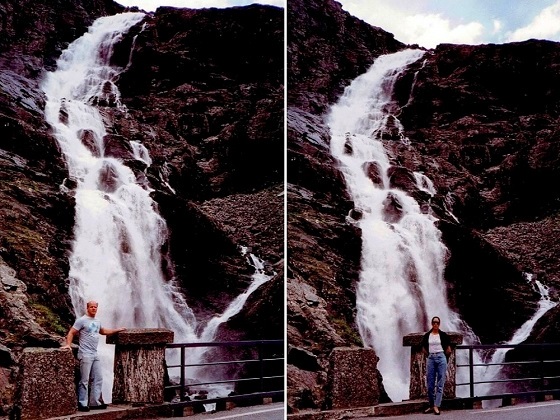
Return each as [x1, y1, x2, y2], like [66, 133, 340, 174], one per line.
[480, 273, 557, 403]
[328, 49, 472, 401]
[200, 249, 274, 343]
[191, 248, 275, 411]
[327, 48, 558, 403]
[41, 12, 275, 403]
[41, 12, 199, 402]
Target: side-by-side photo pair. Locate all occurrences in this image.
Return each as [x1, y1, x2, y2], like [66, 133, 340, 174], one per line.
[1, 0, 560, 419]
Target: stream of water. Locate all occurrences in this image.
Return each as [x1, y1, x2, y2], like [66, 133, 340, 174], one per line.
[41, 12, 273, 402]
[327, 49, 556, 402]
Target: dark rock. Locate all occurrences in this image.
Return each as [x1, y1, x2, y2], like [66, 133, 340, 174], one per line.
[288, 346, 321, 372]
[387, 165, 416, 191]
[287, 0, 560, 412]
[78, 129, 100, 157]
[288, 0, 405, 114]
[0, 344, 12, 367]
[103, 134, 134, 159]
[382, 191, 404, 223]
[363, 161, 383, 186]
[97, 160, 121, 193]
[0, 0, 283, 412]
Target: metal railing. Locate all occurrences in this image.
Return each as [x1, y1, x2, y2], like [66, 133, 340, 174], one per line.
[455, 343, 560, 402]
[164, 339, 284, 410]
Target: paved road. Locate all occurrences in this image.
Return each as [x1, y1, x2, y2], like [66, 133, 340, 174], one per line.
[159, 402, 285, 420]
[355, 401, 560, 420]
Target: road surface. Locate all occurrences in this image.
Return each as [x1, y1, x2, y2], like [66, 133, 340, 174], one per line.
[355, 400, 560, 420]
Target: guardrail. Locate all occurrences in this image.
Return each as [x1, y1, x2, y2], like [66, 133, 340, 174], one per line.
[456, 343, 560, 403]
[164, 339, 284, 411]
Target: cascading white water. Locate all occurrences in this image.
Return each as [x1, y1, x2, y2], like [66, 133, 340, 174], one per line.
[41, 12, 275, 403]
[481, 274, 557, 400]
[200, 249, 274, 343]
[328, 49, 471, 401]
[328, 49, 558, 403]
[191, 249, 275, 410]
[41, 12, 201, 401]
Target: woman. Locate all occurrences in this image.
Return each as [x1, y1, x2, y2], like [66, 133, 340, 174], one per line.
[422, 316, 451, 415]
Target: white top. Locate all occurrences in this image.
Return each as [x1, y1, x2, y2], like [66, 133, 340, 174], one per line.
[428, 332, 443, 354]
[73, 315, 102, 357]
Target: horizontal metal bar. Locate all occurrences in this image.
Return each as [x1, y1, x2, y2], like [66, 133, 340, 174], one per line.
[166, 391, 284, 408]
[183, 359, 261, 367]
[166, 375, 284, 390]
[167, 340, 283, 348]
[454, 389, 560, 401]
[457, 360, 545, 368]
[457, 343, 560, 350]
[167, 357, 284, 370]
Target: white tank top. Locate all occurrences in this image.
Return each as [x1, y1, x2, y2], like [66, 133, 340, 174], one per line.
[428, 333, 443, 354]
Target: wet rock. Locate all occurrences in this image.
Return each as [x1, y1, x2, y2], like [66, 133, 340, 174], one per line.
[363, 161, 383, 186]
[98, 160, 121, 193]
[382, 192, 404, 223]
[78, 129, 99, 156]
[387, 165, 417, 192]
[103, 134, 134, 159]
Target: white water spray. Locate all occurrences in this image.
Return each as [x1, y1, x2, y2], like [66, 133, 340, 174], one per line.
[41, 12, 201, 401]
[328, 49, 471, 401]
[480, 273, 557, 401]
[328, 49, 558, 402]
[42, 12, 275, 403]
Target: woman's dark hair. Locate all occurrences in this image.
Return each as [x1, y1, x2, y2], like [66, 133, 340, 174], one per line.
[431, 316, 441, 324]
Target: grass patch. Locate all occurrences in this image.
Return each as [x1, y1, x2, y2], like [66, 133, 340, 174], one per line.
[331, 316, 363, 346]
[30, 302, 67, 336]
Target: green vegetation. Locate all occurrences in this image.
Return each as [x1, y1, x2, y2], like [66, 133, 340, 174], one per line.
[331, 316, 363, 346]
[30, 301, 67, 336]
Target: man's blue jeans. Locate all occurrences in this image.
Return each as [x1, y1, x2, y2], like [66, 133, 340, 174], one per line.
[427, 352, 447, 407]
[78, 354, 103, 407]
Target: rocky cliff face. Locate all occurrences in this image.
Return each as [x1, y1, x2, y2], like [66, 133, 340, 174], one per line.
[288, 0, 560, 413]
[287, 0, 403, 411]
[0, 1, 283, 414]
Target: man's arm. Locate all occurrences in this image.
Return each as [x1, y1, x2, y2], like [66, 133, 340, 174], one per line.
[100, 327, 126, 335]
[62, 327, 79, 349]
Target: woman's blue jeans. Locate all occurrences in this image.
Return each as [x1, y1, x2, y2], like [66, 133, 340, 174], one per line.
[427, 352, 447, 407]
[78, 354, 103, 407]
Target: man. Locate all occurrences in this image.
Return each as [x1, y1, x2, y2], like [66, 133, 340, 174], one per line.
[62, 301, 125, 412]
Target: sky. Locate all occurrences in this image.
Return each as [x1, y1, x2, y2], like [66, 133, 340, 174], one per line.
[337, 0, 560, 48]
[115, 0, 284, 11]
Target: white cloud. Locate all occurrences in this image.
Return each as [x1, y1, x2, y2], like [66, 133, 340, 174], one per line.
[115, 0, 284, 12]
[507, 1, 560, 42]
[338, 1, 485, 48]
[492, 19, 503, 34]
[401, 14, 485, 48]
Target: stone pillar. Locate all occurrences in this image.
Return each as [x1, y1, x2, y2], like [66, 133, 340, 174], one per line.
[403, 332, 463, 400]
[327, 347, 380, 409]
[107, 328, 174, 404]
[16, 348, 77, 420]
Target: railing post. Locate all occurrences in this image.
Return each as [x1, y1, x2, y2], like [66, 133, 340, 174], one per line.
[180, 346, 186, 401]
[258, 341, 264, 392]
[403, 332, 463, 400]
[469, 348, 474, 398]
[107, 328, 174, 404]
